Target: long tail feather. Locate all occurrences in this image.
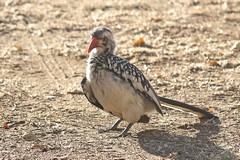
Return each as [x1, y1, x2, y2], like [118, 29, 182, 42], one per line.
[158, 96, 218, 119]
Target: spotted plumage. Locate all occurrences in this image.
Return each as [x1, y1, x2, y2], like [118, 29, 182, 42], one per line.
[88, 53, 163, 115]
[81, 27, 218, 137]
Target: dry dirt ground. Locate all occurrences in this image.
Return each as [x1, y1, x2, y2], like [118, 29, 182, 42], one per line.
[0, 0, 240, 159]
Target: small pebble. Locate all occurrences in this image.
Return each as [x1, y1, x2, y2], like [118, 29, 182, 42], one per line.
[23, 132, 38, 141]
[231, 41, 240, 51]
[46, 95, 56, 100]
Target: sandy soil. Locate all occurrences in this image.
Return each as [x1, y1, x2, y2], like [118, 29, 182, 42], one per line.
[0, 0, 239, 159]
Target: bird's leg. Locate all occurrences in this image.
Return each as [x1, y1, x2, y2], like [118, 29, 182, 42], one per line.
[111, 123, 133, 138]
[98, 118, 123, 133]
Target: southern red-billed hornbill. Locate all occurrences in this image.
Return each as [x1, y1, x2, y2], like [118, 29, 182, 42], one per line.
[81, 27, 218, 137]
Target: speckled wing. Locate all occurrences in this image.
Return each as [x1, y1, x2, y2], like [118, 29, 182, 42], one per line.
[103, 54, 163, 115]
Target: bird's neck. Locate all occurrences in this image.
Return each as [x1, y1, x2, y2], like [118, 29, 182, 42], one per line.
[86, 48, 110, 82]
[88, 47, 115, 60]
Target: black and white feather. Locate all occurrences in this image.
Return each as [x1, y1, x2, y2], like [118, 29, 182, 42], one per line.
[87, 53, 163, 116]
[81, 27, 218, 137]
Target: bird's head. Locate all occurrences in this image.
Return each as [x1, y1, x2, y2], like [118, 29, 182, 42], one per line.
[88, 27, 116, 55]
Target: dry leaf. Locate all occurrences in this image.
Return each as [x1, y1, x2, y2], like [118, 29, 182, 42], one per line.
[208, 109, 214, 113]
[12, 43, 23, 52]
[209, 60, 219, 66]
[32, 144, 48, 152]
[3, 122, 9, 129]
[150, 17, 162, 22]
[133, 37, 145, 46]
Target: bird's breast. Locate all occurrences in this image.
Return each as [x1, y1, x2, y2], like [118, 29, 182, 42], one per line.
[90, 69, 154, 123]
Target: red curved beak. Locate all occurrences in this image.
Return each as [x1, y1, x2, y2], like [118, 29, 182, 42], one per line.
[88, 37, 98, 53]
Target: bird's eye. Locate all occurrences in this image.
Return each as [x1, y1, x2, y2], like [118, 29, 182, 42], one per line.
[103, 37, 108, 44]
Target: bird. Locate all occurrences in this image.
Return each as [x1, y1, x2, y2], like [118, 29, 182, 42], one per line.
[81, 27, 218, 137]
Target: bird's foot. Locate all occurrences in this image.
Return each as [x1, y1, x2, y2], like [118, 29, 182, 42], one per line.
[110, 132, 131, 138]
[98, 118, 123, 133]
[98, 127, 124, 133]
[110, 123, 133, 138]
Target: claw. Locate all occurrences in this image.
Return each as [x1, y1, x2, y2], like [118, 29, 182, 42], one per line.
[98, 118, 122, 133]
[111, 123, 133, 138]
[98, 127, 124, 133]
